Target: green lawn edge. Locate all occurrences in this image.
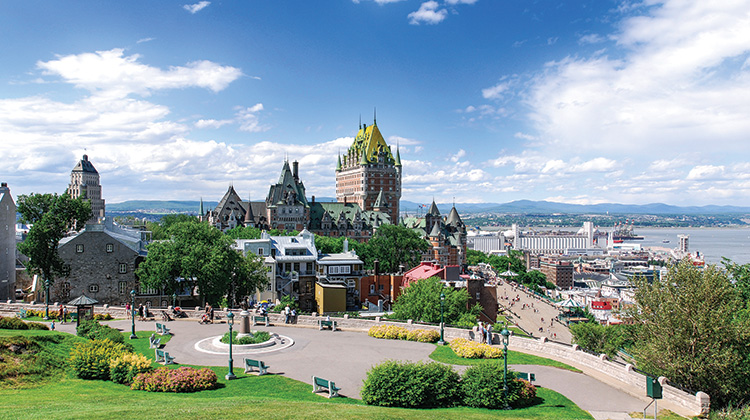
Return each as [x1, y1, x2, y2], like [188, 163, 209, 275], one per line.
[429, 343, 582, 372]
[0, 329, 592, 420]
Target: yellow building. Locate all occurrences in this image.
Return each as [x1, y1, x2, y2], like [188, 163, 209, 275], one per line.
[315, 282, 347, 313]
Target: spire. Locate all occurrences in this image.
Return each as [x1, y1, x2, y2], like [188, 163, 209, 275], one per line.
[244, 197, 254, 224]
[428, 200, 440, 216]
[359, 114, 362, 129]
[336, 154, 342, 171]
[429, 220, 442, 238]
[447, 205, 462, 226]
[373, 107, 377, 126]
[199, 197, 204, 215]
[395, 147, 402, 167]
[373, 189, 387, 210]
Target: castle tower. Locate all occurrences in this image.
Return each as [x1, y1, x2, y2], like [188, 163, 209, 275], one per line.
[67, 155, 105, 223]
[336, 118, 401, 218]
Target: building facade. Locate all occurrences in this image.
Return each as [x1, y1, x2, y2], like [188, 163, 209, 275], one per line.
[0, 183, 16, 300]
[336, 119, 401, 220]
[540, 257, 574, 289]
[403, 201, 468, 267]
[67, 155, 105, 222]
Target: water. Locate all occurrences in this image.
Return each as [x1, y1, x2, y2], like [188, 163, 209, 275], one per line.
[629, 227, 750, 265]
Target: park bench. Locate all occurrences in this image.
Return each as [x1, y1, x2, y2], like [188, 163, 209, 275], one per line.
[17, 308, 27, 318]
[149, 334, 161, 349]
[312, 376, 341, 398]
[155, 322, 172, 335]
[154, 349, 175, 365]
[252, 315, 269, 327]
[517, 372, 536, 383]
[161, 311, 173, 322]
[243, 358, 270, 375]
[318, 319, 337, 331]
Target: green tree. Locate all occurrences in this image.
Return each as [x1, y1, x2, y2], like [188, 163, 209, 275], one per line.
[625, 259, 750, 407]
[466, 249, 487, 266]
[392, 276, 481, 326]
[364, 224, 430, 273]
[569, 322, 625, 358]
[16, 193, 92, 311]
[136, 221, 268, 305]
[146, 214, 198, 240]
[225, 225, 263, 240]
[314, 235, 346, 254]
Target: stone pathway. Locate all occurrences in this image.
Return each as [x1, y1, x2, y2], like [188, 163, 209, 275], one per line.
[497, 280, 573, 343]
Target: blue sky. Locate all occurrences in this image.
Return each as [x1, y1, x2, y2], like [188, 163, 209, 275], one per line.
[2, 0, 750, 207]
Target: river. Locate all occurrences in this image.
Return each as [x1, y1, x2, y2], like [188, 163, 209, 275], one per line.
[629, 227, 750, 265]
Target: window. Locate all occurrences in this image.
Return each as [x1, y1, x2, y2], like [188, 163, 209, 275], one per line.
[119, 281, 128, 294]
[76, 244, 84, 253]
[119, 263, 127, 274]
[89, 284, 99, 293]
[106, 243, 114, 253]
[257, 248, 263, 256]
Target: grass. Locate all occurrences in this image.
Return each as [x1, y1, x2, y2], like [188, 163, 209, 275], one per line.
[0, 329, 593, 420]
[629, 410, 688, 420]
[429, 344, 581, 372]
[496, 315, 533, 338]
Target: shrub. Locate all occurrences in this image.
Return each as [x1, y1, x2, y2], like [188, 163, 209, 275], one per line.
[27, 322, 50, 330]
[93, 313, 113, 321]
[361, 360, 460, 408]
[131, 367, 218, 392]
[368, 325, 439, 343]
[109, 353, 153, 385]
[77, 320, 126, 345]
[69, 339, 130, 380]
[0, 317, 29, 330]
[449, 338, 503, 359]
[460, 364, 535, 409]
[220, 331, 271, 345]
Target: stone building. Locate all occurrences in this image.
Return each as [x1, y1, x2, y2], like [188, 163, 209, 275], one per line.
[540, 257, 574, 289]
[402, 201, 468, 267]
[0, 183, 16, 300]
[336, 118, 401, 220]
[67, 155, 105, 223]
[316, 240, 364, 311]
[56, 219, 148, 305]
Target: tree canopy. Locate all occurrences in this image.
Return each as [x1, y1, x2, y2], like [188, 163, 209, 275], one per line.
[391, 276, 481, 327]
[136, 221, 268, 306]
[466, 249, 550, 291]
[16, 193, 92, 285]
[625, 259, 750, 407]
[362, 224, 430, 273]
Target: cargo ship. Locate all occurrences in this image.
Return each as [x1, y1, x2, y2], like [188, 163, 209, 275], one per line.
[611, 220, 644, 240]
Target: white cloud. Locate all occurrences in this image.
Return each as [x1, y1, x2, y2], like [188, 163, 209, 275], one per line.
[482, 78, 515, 100]
[184, 1, 210, 14]
[37, 49, 242, 98]
[450, 149, 466, 162]
[408, 1, 447, 25]
[686, 165, 725, 180]
[195, 119, 233, 129]
[235, 104, 270, 133]
[446, 0, 477, 4]
[578, 34, 604, 45]
[136, 37, 155, 44]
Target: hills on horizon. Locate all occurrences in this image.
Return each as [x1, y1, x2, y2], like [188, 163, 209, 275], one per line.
[106, 199, 750, 216]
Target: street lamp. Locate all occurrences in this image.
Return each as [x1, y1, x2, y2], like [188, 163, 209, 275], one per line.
[44, 278, 50, 320]
[225, 311, 236, 380]
[501, 327, 511, 406]
[437, 292, 446, 345]
[130, 289, 137, 339]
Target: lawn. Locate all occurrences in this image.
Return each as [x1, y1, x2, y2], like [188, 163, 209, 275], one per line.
[0, 329, 593, 420]
[429, 344, 581, 372]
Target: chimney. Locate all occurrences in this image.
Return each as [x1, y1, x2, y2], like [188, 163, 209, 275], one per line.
[312, 195, 315, 204]
[293, 161, 299, 181]
[343, 238, 349, 253]
[374, 259, 380, 276]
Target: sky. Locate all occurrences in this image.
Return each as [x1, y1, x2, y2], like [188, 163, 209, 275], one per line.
[2, 0, 750, 208]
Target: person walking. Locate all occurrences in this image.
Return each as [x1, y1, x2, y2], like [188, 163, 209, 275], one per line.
[486, 323, 493, 345]
[138, 304, 144, 321]
[284, 305, 291, 324]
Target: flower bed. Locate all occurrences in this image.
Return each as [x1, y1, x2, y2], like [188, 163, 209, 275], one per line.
[131, 367, 217, 393]
[449, 338, 502, 359]
[368, 325, 439, 343]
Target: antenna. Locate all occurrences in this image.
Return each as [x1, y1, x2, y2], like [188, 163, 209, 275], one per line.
[373, 107, 377, 125]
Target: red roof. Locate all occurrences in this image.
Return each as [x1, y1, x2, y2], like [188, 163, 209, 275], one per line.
[402, 262, 445, 288]
[591, 301, 613, 311]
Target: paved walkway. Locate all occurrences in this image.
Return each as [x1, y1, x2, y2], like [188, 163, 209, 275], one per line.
[497, 280, 573, 343]
[53, 318, 652, 419]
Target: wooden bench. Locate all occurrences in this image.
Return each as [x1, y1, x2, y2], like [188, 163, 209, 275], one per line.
[155, 322, 172, 335]
[318, 319, 337, 331]
[517, 372, 536, 383]
[244, 358, 270, 375]
[312, 376, 341, 398]
[149, 333, 161, 349]
[252, 315, 269, 327]
[154, 349, 175, 365]
[17, 308, 27, 318]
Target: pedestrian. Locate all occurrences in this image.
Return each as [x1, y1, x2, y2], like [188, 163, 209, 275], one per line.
[62, 306, 68, 323]
[125, 302, 131, 319]
[291, 308, 297, 324]
[58, 304, 64, 322]
[486, 323, 493, 345]
[138, 304, 144, 321]
[284, 305, 291, 324]
[209, 305, 215, 323]
[50, 321, 55, 331]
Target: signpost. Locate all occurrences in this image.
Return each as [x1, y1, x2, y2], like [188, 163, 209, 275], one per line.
[644, 375, 662, 419]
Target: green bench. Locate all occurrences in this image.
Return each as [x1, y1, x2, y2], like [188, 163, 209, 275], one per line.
[17, 308, 27, 318]
[155, 322, 172, 335]
[244, 358, 270, 375]
[154, 349, 175, 365]
[312, 376, 341, 398]
[517, 372, 536, 383]
[252, 315, 269, 327]
[149, 334, 161, 349]
[318, 319, 337, 331]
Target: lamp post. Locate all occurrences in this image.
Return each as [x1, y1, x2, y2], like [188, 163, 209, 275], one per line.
[225, 311, 236, 380]
[437, 292, 446, 345]
[130, 289, 137, 339]
[501, 327, 510, 406]
[44, 278, 50, 320]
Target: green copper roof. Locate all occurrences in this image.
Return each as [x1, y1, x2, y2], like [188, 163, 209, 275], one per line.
[343, 122, 396, 167]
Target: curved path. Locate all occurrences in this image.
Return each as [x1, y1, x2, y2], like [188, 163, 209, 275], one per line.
[54, 318, 650, 419]
[497, 280, 573, 343]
